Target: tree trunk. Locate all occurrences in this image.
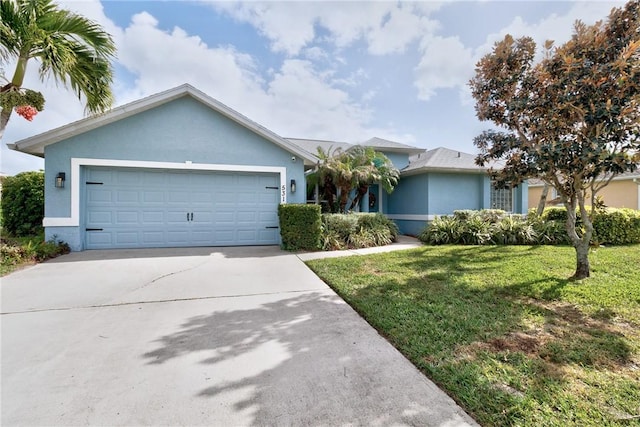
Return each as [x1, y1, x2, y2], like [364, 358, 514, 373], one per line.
[536, 183, 550, 216]
[348, 185, 368, 211]
[564, 194, 594, 280]
[0, 109, 11, 141]
[574, 241, 591, 279]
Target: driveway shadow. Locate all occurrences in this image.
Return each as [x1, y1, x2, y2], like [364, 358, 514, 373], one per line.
[142, 291, 472, 426]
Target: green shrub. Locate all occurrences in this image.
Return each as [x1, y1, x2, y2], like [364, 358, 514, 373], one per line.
[278, 204, 322, 251]
[491, 215, 537, 245]
[460, 216, 492, 245]
[321, 213, 398, 250]
[418, 216, 462, 245]
[528, 217, 569, 245]
[420, 208, 640, 246]
[1, 171, 45, 237]
[542, 207, 569, 221]
[357, 213, 399, 241]
[1, 235, 70, 274]
[593, 208, 640, 245]
[453, 209, 507, 223]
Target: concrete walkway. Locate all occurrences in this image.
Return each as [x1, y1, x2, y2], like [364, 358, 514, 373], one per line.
[1, 242, 476, 426]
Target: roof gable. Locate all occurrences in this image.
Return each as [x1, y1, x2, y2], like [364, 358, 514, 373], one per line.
[402, 147, 485, 175]
[8, 84, 316, 164]
[361, 137, 425, 155]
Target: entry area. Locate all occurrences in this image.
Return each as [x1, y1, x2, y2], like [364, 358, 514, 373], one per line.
[84, 167, 280, 249]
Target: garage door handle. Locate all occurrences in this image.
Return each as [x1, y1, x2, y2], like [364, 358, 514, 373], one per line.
[190, 212, 194, 221]
[265, 226, 279, 229]
[187, 213, 189, 222]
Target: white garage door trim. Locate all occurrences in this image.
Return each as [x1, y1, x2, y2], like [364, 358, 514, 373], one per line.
[44, 158, 288, 227]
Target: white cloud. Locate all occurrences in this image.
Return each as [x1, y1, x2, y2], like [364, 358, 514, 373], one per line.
[367, 4, 439, 55]
[210, 1, 440, 56]
[412, 1, 622, 104]
[476, 2, 621, 60]
[414, 35, 474, 101]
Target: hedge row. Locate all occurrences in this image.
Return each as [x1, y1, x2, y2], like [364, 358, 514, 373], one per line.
[419, 208, 640, 246]
[1, 171, 44, 237]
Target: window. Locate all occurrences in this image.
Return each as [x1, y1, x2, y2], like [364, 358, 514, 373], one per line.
[491, 184, 513, 211]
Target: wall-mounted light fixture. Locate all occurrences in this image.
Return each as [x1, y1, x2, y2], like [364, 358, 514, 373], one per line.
[55, 172, 66, 188]
[290, 179, 296, 193]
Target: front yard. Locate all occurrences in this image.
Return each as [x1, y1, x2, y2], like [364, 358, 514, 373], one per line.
[306, 245, 640, 426]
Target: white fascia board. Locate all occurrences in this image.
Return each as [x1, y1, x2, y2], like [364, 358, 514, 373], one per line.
[43, 158, 287, 227]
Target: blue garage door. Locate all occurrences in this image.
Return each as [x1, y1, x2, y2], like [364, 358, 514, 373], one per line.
[84, 167, 281, 249]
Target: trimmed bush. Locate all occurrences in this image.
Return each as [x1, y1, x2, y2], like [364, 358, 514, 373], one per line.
[321, 213, 398, 250]
[1, 171, 45, 237]
[278, 204, 322, 251]
[593, 208, 640, 245]
[542, 207, 569, 221]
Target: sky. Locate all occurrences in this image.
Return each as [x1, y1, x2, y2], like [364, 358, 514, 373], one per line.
[0, 0, 625, 175]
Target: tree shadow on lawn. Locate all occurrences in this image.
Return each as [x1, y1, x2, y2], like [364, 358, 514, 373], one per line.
[333, 246, 636, 424]
[141, 292, 467, 426]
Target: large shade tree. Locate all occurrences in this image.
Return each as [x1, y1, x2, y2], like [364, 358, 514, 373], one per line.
[309, 145, 399, 213]
[0, 0, 116, 139]
[470, 0, 640, 279]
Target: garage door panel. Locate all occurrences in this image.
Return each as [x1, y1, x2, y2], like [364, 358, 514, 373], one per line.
[88, 211, 112, 225]
[116, 190, 139, 203]
[86, 232, 112, 246]
[142, 231, 165, 245]
[142, 211, 165, 223]
[116, 211, 138, 222]
[167, 191, 189, 204]
[85, 167, 280, 249]
[87, 188, 112, 203]
[115, 231, 139, 245]
[143, 191, 164, 203]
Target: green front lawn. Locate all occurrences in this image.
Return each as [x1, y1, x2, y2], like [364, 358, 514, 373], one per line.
[306, 245, 640, 426]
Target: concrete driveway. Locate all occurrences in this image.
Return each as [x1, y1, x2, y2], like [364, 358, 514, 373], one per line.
[1, 246, 476, 426]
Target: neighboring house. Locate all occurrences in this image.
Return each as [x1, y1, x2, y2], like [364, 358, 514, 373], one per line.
[8, 84, 528, 250]
[528, 171, 640, 211]
[8, 84, 315, 251]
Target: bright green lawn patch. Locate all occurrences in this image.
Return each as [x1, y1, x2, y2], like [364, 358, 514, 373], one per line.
[306, 245, 640, 426]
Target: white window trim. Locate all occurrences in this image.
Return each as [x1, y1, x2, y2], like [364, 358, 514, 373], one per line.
[43, 158, 287, 227]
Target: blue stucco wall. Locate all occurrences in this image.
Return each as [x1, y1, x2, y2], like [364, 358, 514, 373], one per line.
[394, 219, 428, 237]
[44, 96, 306, 250]
[427, 172, 485, 214]
[514, 182, 528, 213]
[381, 152, 410, 170]
[387, 174, 428, 215]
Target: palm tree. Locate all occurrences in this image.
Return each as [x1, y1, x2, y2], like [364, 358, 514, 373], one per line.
[309, 145, 400, 213]
[347, 146, 400, 211]
[0, 0, 116, 139]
